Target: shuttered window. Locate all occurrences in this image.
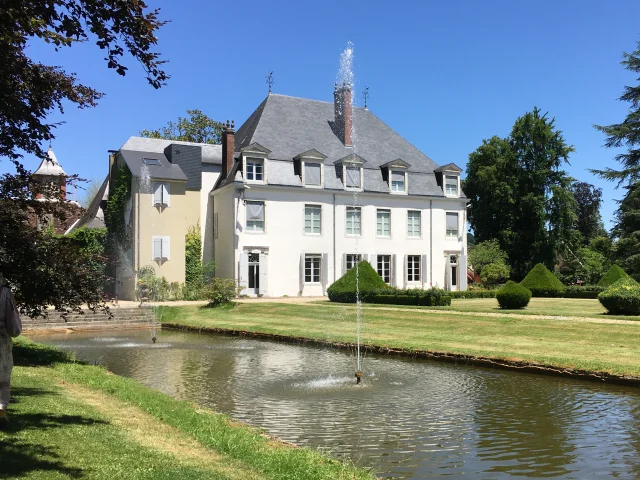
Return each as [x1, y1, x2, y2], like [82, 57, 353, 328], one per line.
[377, 255, 391, 284]
[153, 182, 170, 207]
[305, 254, 321, 283]
[407, 255, 421, 282]
[152, 236, 170, 261]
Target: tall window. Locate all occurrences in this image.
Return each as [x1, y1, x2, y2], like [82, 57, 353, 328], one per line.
[305, 254, 321, 283]
[246, 158, 264, 182]
[407, 255, 421, 282]
[391, 171, 405, 192]
[153, 182, 170, 207]
[377, 209, 391, 237]
[345, 166, 361, 188]
[346, 207, 361, 235]
[377, 255, 391, 284]
[407, 210, 421, 237]
[246, 201, 265, 232]
[346, 254, 361, 270]
[446, 212, 459, 238]
[445, 175, 458, 196]
[305, 205, 322, 234]
[304, 162, 321, 186]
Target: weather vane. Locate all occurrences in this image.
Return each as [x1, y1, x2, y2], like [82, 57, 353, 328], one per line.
[362, 86, 370, 109]
[266, 71, 275, 94]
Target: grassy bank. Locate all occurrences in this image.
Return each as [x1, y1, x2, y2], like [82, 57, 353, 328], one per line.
[159, 302, 640, 378]
[0, 339, 373, 480]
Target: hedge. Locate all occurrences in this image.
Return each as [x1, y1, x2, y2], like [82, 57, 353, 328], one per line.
[368, 287, 451, 306]
[520, 263, 565, 297]
[327, 261, 387, 303]
[598, 277, 640, 316]
[597, 264, 636, 289]
[562, 285, 603, 299]
[448, 290, 497, 299]
[496, 281, 531, 309]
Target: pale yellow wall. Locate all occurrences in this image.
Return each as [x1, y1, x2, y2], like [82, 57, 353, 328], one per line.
[132, 180, 200, 285]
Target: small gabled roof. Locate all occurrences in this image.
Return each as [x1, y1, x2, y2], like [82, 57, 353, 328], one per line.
[33, 147, 66, 177]
[334, 153, 367, 165]
[293, 149, 327, 161]
[380, 159, 411, 169]
[434, 163, 462, 173]
[240, 143, 271, 156]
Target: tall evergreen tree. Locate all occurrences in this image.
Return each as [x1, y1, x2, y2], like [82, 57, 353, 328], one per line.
[593, 39, 640, 279]
[464, 108, 576, 279]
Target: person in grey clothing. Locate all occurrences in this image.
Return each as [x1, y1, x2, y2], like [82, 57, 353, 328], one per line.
[0, 272, 14, 429]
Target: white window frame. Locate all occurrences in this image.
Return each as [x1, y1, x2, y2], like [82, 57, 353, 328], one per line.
[407, 255, 421, 283]
[244, 156, 266, 184]
[346, 254, 362, 271]
[389, 169, 408, 194]
[376, 209, 391, 238]
[407, 210, 421, 238]
[246, 200, 266, 233]
[304, 254, 322, 284]
[152, 236, 170, 261]
[343, 164, 363, 191]
[302, 161, 324, 188]
[304, 204, 322, 235]
[377, 254, 391, 284]
[445, 174, 459, 197]
[345, 206, 361, 236]
[446, 212, 459, 239]
[152, 182, 170, 207]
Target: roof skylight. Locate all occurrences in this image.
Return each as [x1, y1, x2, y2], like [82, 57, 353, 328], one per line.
[142, 158, 160, 165]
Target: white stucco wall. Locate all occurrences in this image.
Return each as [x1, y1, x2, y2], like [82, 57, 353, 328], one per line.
[212, 187, 237, 280]
[213, 184, 467, 297]
[201, 164, 221, 265]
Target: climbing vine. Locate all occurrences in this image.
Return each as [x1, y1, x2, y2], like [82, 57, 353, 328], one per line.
[105, 165, 132, 246]
[185, 223, 203, 287]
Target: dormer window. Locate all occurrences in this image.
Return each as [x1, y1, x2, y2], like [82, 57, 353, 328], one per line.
[345, 165, 361, 189]
[245, 157, 264, 182]
[445, 175, 459, 196]
[303, 162, 322, 187]
[381, 159, 410, 195]
[390, 171, 406, 193]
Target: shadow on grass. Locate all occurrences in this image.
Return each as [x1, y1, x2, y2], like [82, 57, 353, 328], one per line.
[13, 342, 75, 367]
[0, 440, 84, 478]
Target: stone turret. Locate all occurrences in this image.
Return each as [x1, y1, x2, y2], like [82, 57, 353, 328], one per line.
[32, 146, 67, 200]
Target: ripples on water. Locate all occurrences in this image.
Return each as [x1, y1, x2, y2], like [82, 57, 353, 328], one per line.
[38, 329, 640, 479]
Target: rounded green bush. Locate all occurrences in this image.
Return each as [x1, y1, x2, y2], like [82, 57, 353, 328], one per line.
[496, 281, 532, 309]
[520, 263, 565, 297]
[597, 264, 636, 288]
[598, 277, 640, 315]
[327, 261, 387, 303]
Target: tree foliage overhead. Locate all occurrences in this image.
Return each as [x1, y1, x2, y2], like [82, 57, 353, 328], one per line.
[0, 1, 167, 315]
[140, 110, 223, 144]
[463, 108, 577, 279]
[593, 39, 640, 280]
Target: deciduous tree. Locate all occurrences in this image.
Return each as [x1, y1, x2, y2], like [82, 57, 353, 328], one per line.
[141, 110, 223, 144]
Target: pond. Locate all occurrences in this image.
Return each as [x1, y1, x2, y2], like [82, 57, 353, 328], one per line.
[35, 328, 640, 479]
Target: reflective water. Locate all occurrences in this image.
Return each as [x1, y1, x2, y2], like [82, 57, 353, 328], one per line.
[37, 329, 640, 479]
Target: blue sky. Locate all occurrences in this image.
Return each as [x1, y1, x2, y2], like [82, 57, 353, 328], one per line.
[6, 0, 640, 228]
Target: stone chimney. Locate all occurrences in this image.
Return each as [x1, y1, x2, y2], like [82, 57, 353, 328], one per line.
[221, 120, 235, 179]
[334, 83, 353, 146]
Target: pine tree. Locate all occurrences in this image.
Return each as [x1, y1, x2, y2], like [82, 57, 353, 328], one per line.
[593, 39, 640, 279]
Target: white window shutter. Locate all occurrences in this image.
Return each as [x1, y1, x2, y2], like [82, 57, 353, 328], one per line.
[369, 254, 376, 269]
[239, 252, 249, 295]
[342, 253, 347, 275]
[162, 237, 170, 260]
[362, 253, 368, 263]
[322, 253, 329, 286]
[404, 254, 408, 288]
[422, 255, 428, 289]
[258, 253, 268, 295]
[153, 238, 161, 260]
[392, 254, 397, 287]
[153, 183, 162, 206]
[459, 254, 468, 291]
[162, 183, 170, 207]
[299, 253, 305, 292]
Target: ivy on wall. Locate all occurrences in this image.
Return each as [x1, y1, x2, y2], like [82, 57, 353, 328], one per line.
[105, 165, 132, 246]
[185, 223, 202, 287]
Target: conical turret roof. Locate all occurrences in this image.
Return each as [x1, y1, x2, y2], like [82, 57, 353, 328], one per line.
[33, 147, 66, 176]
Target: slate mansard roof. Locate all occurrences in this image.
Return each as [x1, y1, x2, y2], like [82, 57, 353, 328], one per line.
[219, 94, 464, 197]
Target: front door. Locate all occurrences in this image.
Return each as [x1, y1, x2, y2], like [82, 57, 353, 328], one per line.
[447, 254, 459, 291]
[248, 253, 260, 294]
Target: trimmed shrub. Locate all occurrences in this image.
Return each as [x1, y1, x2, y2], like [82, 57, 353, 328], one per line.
[369, 287, 451, 306]
[520, 263, 565, 297]
[562, 285, 603, 299]
[449, 290, 497, 299]
[598, 278, 640, 316]
[597, 264, 636, 288]
[496, 281, 532, 309]
[327, 261, 387, 303]
[207, 278, 241, 307]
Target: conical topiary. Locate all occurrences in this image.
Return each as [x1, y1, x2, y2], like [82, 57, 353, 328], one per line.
[327, 261, 387, 303]
[597, 264, 636, 288]
[496, 281, 532, 309]
[520, 263, 565, 297]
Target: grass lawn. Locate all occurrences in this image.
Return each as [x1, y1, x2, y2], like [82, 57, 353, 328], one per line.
[0, 339, 373, 480]
[158, 302, 640, 378]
